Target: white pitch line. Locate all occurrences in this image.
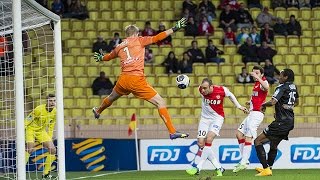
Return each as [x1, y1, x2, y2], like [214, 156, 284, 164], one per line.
[68, 170, 137, 180]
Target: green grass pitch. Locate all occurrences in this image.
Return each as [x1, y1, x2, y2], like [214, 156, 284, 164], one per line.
[61, 169, 320, 180]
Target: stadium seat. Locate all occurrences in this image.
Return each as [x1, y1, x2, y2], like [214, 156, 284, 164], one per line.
[303, 96, 316, 106]
[129, 98, 142, 107]
[310, 54, 320, 63]
[73, 66, 85, 77]
[296, 54, 309, 64]
[166, 86, 180, 97]
[219, 64, 233, 74]
[147, 76, 156, 85]
[302, 29, 313, 37]
[300, 7, 312, 20]
[275, 7, 287, 19]
[88, 11, 99, 20]
[224, 45, 237, 54]
[87, 66, 99, 77]
[137, 0, 149, 10]
[170, 97, 182, 107]
[287, 35, 300, 46]
[183, 97, 194, 106]
[139, 107, 152, 117]
[301, 37, 313, 46]
[72, 88, 85, 97]
[311, 20, 320, 29]
[61, 20, 70, 31]
[151, 10, 162, 20]
[111, 108, 124, 117]
[71, 21, 83, 31]
[312, 8, 320, 19]
[295, 75, 303, 84]
[276, 46, 289, 54]
[111, 0, 122, 10]
[224, 75, 235, 84]
[163, 11, 175, 20]
[154, 66, 166, 75]
[86, 30, 97, 39]
[304, 75, 317, 85]
[274, 36, 286, 46]
[193, 63, 206, 75]
[79, 39, 91, 47]
[302, 46, 314, 54]
[124, 0, 135, 10]
[250, 8, 261, 20]
[126, 11, 137, 20]
[290, 45, 302, 54]
[303, 106, 316, 115]
[299, 20, 310, 29]
[287, 7, 299, 19]
[232, 84, 245, 96]
[302, 64, 314, 74]
[206, 64, 218, 74]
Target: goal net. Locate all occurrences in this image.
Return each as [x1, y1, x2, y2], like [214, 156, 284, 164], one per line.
[0, 0, 65, 179]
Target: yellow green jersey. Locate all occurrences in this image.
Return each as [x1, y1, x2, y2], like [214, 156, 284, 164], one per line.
[25, 104, 56, 138]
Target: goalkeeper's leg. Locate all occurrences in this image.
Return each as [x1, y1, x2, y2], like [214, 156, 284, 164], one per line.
[43, 141, 56, 176]
[25, 142, 36, 164]
[94, 89, 121, 119]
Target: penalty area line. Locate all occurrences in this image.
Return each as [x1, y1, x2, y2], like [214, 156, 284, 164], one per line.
[68, 170, 137, 180]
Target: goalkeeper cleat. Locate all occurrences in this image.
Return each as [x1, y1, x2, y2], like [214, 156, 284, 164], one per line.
[186, 167, 199, 175]
[92, 107, 100, 119]
[216, 167, 225, 176]
[169, 131, 189, 140]
[233, 164, 247, 173]
[255, 167, 272, 176]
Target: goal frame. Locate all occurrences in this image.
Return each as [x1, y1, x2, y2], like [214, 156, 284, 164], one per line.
[12, 0, 65, 179]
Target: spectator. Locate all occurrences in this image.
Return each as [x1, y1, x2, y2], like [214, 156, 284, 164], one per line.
[287, 15, 302, 36]
[236, 27, 249, 45]
[223, 26, 236, 45]
[249, 26, 261, 45]
[162, 51, 180, 74]
[247, 0, 263, 9]
[260, 23, 274, 44]
[68, 0, 89, 20]
[236, 3, 254, 29]
[181, 8, 193, 20]
[300, 0, 311, 8]
[273, 18, 288, 36]
[108, 32, 122, 51]
[91, 71, 114, 96]
[237, 37, 259, 65]
[257, 41, 277, 63]
[141, 21, 156, 36]
[198, 16, 214, 36]
[63, 0, 72, 13]
[272, 0, 286, 9]
[237, 67, 253, 83]
[36, 0, 48, 8]
[256, 7, 277, 28]
[187, 40, 206, 64]
[219, 5, 237, 32]
[205, 39, 225, 64]
[145, 47, 153, 64]
[263, 59, 280, 84]
[311, 0, 320, 7]
[286, 0, 300, 8]
[219, 0, 240, 10]
[51, 0, 64, 16]
[185, 17, 199, 37]
[92, 36, 109, 53]
[183, 0, 197, 17]
[199, 0, 216, 20]
[156, 23, 172, 46]
[197, 5, 212, 22]
[179, 52, 193, 73]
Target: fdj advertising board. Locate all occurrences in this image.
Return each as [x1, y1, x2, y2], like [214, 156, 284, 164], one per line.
[140, 137, 320, 170]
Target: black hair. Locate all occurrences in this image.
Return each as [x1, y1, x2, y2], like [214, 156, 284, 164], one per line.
[202, 78, 213, 86]
[281, 68, 295, 82]
[252, 65, 264, 74]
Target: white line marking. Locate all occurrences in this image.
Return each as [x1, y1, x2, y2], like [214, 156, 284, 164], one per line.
[68, 170, 136, 180]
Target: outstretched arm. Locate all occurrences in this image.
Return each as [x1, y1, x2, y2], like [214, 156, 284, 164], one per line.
[151, 17, 187, 43]
[94, 50, 117, 62]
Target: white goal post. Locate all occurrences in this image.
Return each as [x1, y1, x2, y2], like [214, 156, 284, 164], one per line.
[0, 0, 65, 179]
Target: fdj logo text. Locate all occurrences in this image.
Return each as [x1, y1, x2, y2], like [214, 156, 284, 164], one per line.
[219, 146, 241, 163]
[148, 146, 190, 164]
[291, 144, 320, 163]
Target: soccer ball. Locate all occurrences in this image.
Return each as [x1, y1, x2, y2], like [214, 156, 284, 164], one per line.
[176, 74, 190, 89]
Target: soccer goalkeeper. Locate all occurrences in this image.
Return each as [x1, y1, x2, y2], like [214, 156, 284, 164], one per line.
[93, 18, 189, 139]
[25, 94, 56, 179]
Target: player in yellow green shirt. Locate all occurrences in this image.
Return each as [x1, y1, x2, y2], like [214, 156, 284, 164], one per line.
[25, 94, 56, 179]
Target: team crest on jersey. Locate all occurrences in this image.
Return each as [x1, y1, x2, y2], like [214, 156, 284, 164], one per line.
[216, 95, 220, 99]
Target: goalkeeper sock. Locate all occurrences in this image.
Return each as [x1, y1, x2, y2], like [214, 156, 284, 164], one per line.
[44, 154, 55, 175]
[25, 152, 30, 164]
[158, 107, 176, 134]
[97, 97, 112, 114]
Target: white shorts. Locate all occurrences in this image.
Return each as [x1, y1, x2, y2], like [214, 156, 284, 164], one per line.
[197, 117, 224, 138]
[238, 111, 264, 139]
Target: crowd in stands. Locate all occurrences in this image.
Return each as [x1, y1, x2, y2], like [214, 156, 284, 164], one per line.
[36, 0, 89, 20]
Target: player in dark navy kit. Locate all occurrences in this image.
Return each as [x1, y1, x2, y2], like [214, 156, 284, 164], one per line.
[254, 69, 299, 176]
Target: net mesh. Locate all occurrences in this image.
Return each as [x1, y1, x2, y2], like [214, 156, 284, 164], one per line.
[0, 0, 57, 179]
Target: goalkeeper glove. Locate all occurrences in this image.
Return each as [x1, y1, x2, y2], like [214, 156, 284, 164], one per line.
[93, 52, 104, 62]
[172, 17, 188, 32]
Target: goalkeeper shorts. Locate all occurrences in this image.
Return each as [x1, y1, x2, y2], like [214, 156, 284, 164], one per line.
[26, 128, 51, 143]
[114, 74, 157, 100]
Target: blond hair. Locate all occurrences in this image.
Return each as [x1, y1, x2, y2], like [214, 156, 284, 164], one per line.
[125, 24, 139, 37]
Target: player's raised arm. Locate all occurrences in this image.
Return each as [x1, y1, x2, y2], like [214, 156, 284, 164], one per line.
[223, 86, 249, 113]
[250, 71, 269, 91]
[150, 17, 187, 43]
